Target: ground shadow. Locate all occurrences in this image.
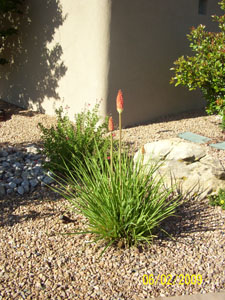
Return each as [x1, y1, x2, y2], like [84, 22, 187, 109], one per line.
[0, 98, 41, 122]
[0, 185, 63, 227]
[0, 0, 67, 112]
[155, 196, 223, 246]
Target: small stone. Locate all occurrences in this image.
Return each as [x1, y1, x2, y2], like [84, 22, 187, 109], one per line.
[37, 175, 44, 181]
[33, 166, 42, 175]
[15, 171, 22, 178]
[0, 150, 8, 157]
[21, 179, 29, 186]
[21, 171, 29, 179]
[13, 178, 23, 184]
[6, 177, 14, 183]
[17, 186, 25, 195]
[2, 161, 10, 167]
[12, 162, 22, 168]
[29, 179, 39, 188]
[0, 184, 5, 196]
[33, 154, 42, 160]
[0, 171, 3, 179]
[25, 144, 39, 154]
[8, 182, 17, 189]
[42, 176, 54, 185]
[25, 159, 32, 164]
[6, 188, 13, 194]
[21, 180, 30, 192]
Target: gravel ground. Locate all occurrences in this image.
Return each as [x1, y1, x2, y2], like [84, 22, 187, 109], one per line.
[0, 101, 225, 300]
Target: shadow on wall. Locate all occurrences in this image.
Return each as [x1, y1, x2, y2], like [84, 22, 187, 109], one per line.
[106, 0, 219, 128]
[0, 0, 67, 113]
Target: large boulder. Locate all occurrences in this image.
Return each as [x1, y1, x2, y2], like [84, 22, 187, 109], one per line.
[133, 138, 225, 200]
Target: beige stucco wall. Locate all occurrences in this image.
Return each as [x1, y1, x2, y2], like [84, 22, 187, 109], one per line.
[0, 0, 223, 127]
[48, 0, 111, 120]
[107, 0, 222, 127]
[0, 0, 112, 120]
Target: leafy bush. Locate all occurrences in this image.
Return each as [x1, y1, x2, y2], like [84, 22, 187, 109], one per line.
[0, 0, 25, 65]
[38, 102, 114, 179]
[170, 0, 225, 124]
[208, 188, 225, 210]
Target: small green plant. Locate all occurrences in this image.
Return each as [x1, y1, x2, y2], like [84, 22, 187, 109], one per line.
[49, 90, 183, 256]
[170, 0, 225, 128]
[38, 102, 113, 178]
[208, 188, 225, 210]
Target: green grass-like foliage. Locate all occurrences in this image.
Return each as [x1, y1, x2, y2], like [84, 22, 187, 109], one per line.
[51, 144, 183, 255]
[208, 188, 225, 210]
[38, 103, 113, 179]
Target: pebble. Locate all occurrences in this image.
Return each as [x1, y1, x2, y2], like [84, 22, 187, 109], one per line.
[0, 144, 55, 197]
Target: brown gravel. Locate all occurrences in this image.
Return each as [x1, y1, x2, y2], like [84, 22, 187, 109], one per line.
[0, 101, 225, 300]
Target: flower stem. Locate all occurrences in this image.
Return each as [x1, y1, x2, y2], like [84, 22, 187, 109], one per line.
[110, 133, 113, 173]
[119, 112, 122, 186]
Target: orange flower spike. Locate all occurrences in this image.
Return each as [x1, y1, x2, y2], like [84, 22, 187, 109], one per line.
[108, 116, 114, 132]
[116, 89, 124, 114]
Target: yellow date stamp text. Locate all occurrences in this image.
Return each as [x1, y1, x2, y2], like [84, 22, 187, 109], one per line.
[142, 274, 203, 286]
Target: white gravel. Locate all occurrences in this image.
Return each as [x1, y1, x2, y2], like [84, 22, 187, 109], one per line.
[0, 103, 224, 299]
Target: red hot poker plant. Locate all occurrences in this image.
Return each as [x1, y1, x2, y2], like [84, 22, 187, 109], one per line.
[116, 89, 124, 114]
[116, 89, 124, 187]
[108, 116, 114, 131]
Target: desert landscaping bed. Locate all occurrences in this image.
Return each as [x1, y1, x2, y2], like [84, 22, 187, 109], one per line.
[0, 101, 225, 300]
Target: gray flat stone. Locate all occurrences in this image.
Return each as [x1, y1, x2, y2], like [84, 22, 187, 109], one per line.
[178, 132, 211, 144]
[209, 141, 225, 150]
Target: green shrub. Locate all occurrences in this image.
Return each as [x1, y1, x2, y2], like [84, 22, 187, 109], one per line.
[38, 102, 114, 179]
[170, 0, 225, 125]
[208, 188, 225, 210]
[0, 0, 25, 65]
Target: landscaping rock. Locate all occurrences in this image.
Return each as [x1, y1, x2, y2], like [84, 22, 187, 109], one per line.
[0, 184, 5, 196]
[0, 146, 55, 197]
[29, 179, 39, 188]
[17, 186, 25, 195]
[134, 138, 225, 200]
[25, 144, 40, 154]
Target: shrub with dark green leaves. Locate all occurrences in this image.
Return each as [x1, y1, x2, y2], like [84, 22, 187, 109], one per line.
[170, 0, 225, 125]
[38, 102, 114, 179]
[0, 0, 24, 65]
